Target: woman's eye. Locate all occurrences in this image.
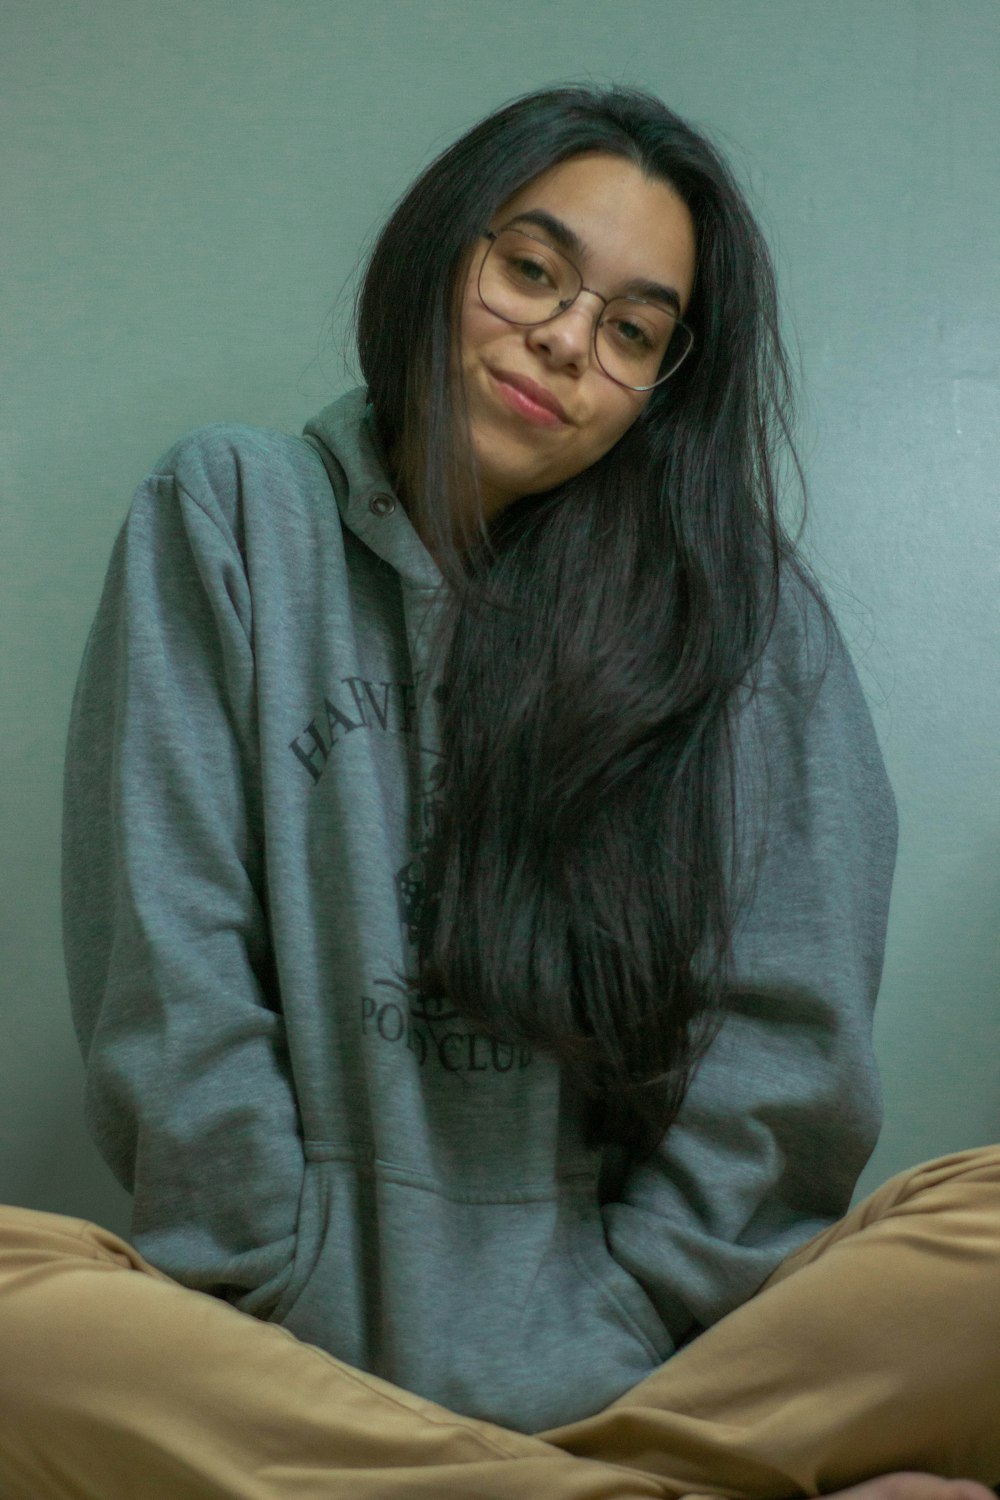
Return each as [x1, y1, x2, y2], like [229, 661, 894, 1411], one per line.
[510, 256, 552, 285]
[612, 318, 653, 349]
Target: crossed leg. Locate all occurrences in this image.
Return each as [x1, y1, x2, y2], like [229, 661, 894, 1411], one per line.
[541, 1146, 1000, 1494]
[1, 1145, 998, 1500]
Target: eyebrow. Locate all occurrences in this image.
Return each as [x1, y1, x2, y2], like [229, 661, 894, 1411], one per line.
[500, 208, 683, 316]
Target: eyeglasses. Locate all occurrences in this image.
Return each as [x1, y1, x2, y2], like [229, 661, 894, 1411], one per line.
[477, 227, 694, 391]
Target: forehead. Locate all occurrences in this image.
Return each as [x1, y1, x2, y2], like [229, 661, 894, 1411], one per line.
[494, 151, 696, 306]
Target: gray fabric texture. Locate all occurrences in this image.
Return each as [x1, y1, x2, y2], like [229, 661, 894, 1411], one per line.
[63, 387, 898, 1432]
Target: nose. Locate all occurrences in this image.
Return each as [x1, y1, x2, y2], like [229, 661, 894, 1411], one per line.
[524, 290, 601, 372]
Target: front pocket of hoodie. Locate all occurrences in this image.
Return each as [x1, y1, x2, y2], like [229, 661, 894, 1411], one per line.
[565, 1188, 672, 1365]
[267, 1159, 324, 1329]
[270, 1158, 377, 1373]
[265, 1158, 677, 1428]
[265, 1161, 673, 1432]
[362, 1170, 671, 1431]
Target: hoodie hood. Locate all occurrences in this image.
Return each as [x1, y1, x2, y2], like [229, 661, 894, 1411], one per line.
[303, 387, 443, 592]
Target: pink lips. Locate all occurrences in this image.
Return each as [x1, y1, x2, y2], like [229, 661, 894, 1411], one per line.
[489, 368, 568, 426]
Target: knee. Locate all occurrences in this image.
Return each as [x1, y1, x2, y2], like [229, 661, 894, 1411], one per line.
[897, 1143, 1000, 1206]
[0, 1204, 96, 1261]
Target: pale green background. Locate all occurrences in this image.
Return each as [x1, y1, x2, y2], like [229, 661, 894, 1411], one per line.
[2, 0, 998, 1235]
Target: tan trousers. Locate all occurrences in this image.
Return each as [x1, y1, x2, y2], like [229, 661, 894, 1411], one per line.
[1, 1146, 998, 1500]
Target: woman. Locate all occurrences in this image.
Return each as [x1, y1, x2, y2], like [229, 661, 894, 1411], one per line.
[1, 83, 997, 1500]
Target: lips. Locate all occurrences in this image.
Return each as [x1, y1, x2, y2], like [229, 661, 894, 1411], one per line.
[489, 367, 569, 423]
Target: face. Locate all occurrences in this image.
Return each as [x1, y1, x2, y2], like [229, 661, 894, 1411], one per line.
[458, 151, 697, 521]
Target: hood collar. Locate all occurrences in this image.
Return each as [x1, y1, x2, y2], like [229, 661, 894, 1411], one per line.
[302, 387, 443, 592]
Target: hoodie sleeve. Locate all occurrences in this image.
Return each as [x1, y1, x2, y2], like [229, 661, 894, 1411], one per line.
[600, 573, 898, 1347]
[62, 454, 304, 1319]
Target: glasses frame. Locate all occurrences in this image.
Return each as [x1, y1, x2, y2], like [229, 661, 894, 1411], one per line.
[477, 227, 694, 392]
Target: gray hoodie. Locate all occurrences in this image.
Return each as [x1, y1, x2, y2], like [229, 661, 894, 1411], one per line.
[63, 387, 897, 1433]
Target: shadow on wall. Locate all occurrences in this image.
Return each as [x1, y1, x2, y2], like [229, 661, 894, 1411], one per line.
[1, 1062, 133, 1235]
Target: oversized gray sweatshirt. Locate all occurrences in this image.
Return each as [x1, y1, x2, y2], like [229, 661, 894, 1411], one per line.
[63, 387, 898, 1433]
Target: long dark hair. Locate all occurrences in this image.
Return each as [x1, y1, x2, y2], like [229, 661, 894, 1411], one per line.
[356, 84, 833, 1156]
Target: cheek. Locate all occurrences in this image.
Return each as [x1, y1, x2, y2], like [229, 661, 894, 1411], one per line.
[460, 266, 504, 351]
[462, 303, 516, 364]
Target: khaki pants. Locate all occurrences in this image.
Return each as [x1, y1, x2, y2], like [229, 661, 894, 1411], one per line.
[1, 1146, 998, 1500]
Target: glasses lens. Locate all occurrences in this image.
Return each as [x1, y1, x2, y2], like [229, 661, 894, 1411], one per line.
[480, 229, 580, 325]
[595, 299, 692, 389]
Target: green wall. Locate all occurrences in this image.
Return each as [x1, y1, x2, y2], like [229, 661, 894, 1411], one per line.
[3, 0, 998, 1232]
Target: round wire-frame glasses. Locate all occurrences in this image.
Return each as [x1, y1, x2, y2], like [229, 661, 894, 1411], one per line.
[478, 227, 694, 391]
